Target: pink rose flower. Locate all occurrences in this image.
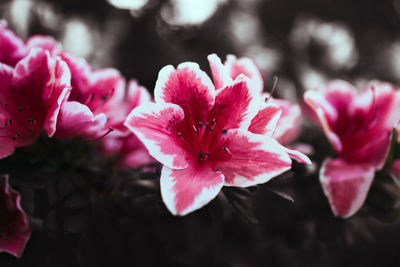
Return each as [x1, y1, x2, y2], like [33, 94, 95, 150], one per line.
[0, 175, 31, 258]
[125, 61, 309, 215]
[304, 80, 400, 218]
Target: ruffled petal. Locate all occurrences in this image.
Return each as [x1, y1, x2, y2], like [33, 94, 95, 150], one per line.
[160, 164, 224, 215]
[211, 75, 260, 131]
[26, 35, 60, 55]
[225, 54, 263, 93]
[0, 21, 27, 66]
[268, 97, 301, 144]
[218, 129, 291, 187]
[207, 53, 233, 90]
[124, 102, 190, 169]
[154, 63, 215, 125]
[248, 102, 281, 136]
[55, 101, 107, 139]
[304, 89, 342, 152]
[320, 158, 375, 218]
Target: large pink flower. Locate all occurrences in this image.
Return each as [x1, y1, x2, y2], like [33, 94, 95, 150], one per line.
[304, 80, 400, 218]
[0, 48, 71, 158]
[100, 80, 155, 168]
[125, 62, 308, 215]
[0, 21, 27, 67]
[0, 175, 31, 258]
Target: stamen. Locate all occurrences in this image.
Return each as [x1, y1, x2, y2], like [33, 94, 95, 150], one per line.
[221, 129, 228, 135]
[209, 127, 214, 132]
[4, 122, 7, 127]
[266, 76, 279, 102]
[16, 132, 19, 137]
[223, 147, 231, 154]
[9, 120, 12, 125]
[177, 132, 182, 137]
[11, 137, 16, 141]
[198, 122, 202, 128]
[18, 106, 23, 112]
[85, 128, 114, 142]
[212, 118, 216, 126]
[193, 125, 199, 134]
[4, 103, 8, 107]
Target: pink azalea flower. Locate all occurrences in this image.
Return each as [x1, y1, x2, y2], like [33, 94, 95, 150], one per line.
[125, 62, 308, 215]
[304, 80, 400, 218]
[0, 21, 27, 67]
[100, 80, 155, 168]
[0, 48, 71, 158]
[0, 175, 31, 257]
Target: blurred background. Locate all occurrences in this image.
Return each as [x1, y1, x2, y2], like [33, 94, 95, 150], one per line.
[1, 0, 400, 266]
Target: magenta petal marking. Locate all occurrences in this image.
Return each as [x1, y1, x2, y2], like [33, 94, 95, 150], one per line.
[0, 176, 31, 258]
[160, 165, 224, 216]
[207, 53, 233, 90]
[219, 130, 291, 187]
[124, 102, 189, 169]
[154, 63, 215, 116]
[320, 158, 375, 218]
[248, 102, 281, 136]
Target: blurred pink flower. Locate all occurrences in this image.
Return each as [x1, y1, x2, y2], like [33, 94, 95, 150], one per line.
[0, 175, 31, 258]
[125, 61, 308, 215]
[0, 48, 71, 158]
[0, 21, 27, 67]
[304, 80, 400, 218]
[100, 80, 155, 168]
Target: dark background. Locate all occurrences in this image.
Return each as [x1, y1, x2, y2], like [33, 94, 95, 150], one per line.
[1, 0, 400, 266]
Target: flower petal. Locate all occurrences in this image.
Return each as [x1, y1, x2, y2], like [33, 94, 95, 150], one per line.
[124, 102, 189, 169]
[154, 63, 215, 125]
[0, 21, 27, 66]
[207, 53, 233, 90]
[211, 75, 260, 131]
[160, 164, 224, 216]
[320, 158, 375, 218]
[55, 101, 107, 139]
[225, 54, 263, 93]
[0, 175, 31, 258]
[269, 97, 301, 144]
[26, 35, 60, 55]
[283, 146, 312, 165]
[304, 89, 342, 152]
[219, 129, 291, 187]
[248, 102, 281, 136]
